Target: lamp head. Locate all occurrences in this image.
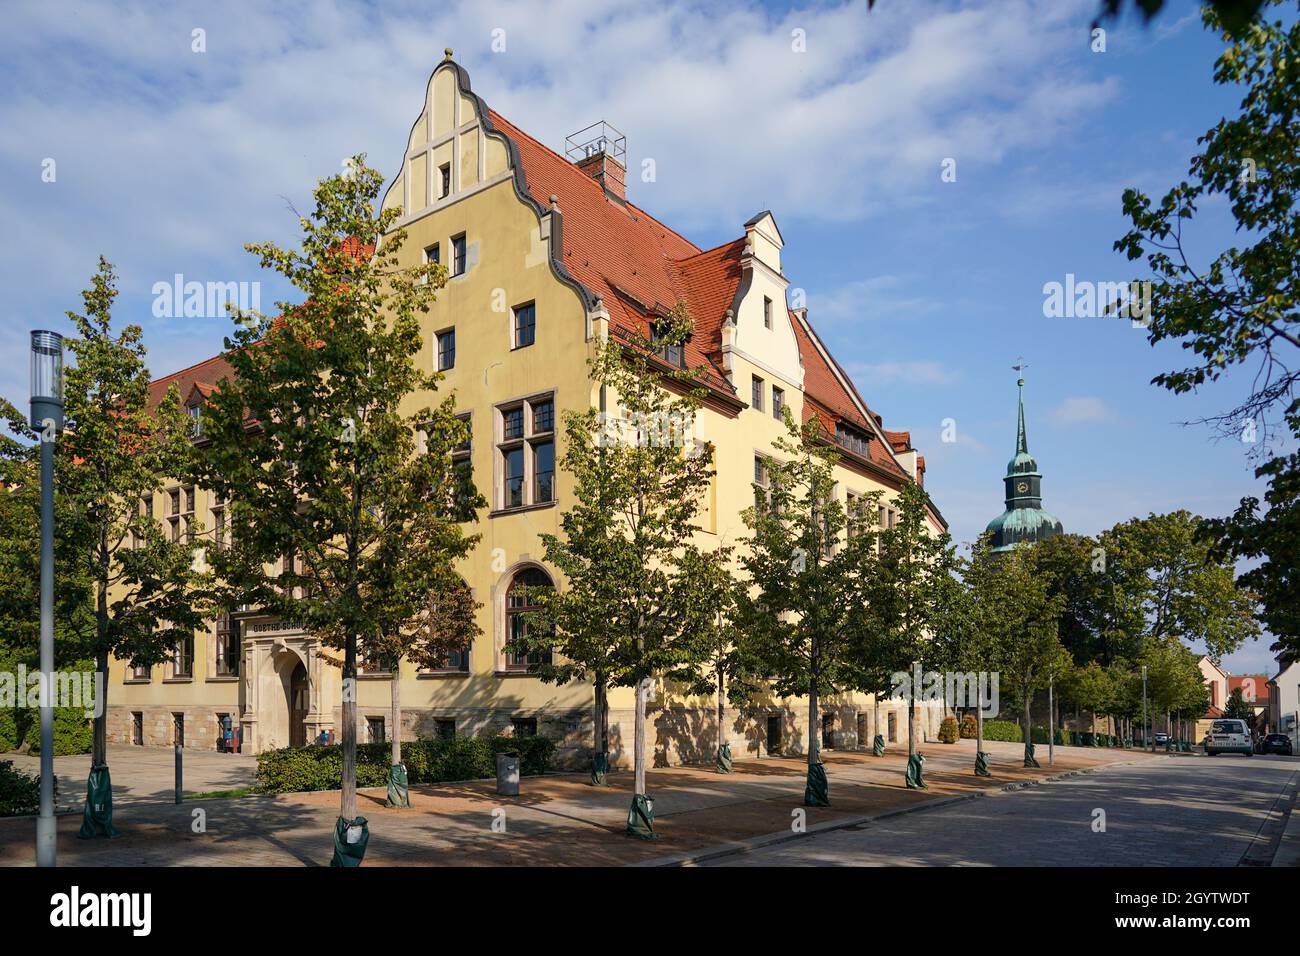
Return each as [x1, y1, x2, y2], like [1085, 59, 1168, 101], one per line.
[29, 330, 65, 433]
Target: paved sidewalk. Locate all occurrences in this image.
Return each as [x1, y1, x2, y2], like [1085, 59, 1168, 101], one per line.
[4, 744, 257, 811]
[0, 738, 1155, 866]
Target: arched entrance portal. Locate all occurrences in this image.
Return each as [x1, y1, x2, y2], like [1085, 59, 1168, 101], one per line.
[288, 661, 308, 747]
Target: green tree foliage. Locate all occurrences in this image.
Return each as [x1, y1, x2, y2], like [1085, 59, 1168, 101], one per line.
[54, 259, 210, 767]
[963, 535, 1069, 754]
[1223, 687, 1255, 721]
[1113, 2, 1299, 658]
[1105, 511, 1259, 660]
[517, 304, 717, 807]
[856, 481, 959, 761]
[190, 155, 463, 831]
[736, 410, 884, 796]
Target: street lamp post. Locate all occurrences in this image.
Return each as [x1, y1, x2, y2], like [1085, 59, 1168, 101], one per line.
[1141, 664, 1149, 754]
[30, 330, 64, 868]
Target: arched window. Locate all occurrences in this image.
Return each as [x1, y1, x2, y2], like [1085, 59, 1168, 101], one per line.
[505, 568, 553, 672]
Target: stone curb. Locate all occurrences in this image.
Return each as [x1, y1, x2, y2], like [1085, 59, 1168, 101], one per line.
[634, 759, 1142, 867]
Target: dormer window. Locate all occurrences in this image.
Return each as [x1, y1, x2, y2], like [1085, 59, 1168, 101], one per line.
[835, 422, 870, 458]
[651, 321, 685, 368]
[188, 402, 203, 439]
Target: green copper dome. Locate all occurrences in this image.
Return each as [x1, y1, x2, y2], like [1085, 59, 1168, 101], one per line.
[986, 375, 1063, 552]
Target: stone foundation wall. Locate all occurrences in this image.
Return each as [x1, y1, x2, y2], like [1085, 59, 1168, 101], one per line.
[106, 706, 237, 752]
[109, 697, 942, 768]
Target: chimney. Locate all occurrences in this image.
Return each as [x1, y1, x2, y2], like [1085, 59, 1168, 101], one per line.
[565, 121, 627, 203]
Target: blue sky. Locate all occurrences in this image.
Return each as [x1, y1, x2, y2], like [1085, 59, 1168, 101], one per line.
[0, 0, 1286, 673]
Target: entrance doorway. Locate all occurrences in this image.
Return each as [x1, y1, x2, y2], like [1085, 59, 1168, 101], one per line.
[766, 715, 782, 755]
[822, 714, 835, 750]
[289, 661, 308, 748]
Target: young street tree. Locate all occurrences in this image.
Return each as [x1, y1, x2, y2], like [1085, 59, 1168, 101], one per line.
[737, 412, 881, 805]
[55, 259, 211, 835]
[968, 537, 1069, 767]
[675, 542, 754, 773]
[190, 155, 455, 864]
[1114, 2, 1298, 658]
[360, 422, 484, 808]
[518, 305, 716, 836]
[858, 480, 958, 788]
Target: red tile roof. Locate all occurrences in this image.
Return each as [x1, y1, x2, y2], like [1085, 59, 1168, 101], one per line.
[1228, 675, 1270, 704]
[147, 88, 929, 506]
[149, 354, 233, 409]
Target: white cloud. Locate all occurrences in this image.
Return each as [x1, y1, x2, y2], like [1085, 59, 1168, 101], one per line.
[807, 275, 943, 325]
[845, 359, 960, 386]
[1049, 396, 1119, 425]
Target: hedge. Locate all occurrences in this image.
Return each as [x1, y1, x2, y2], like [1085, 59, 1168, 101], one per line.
[980, 720, 1024, 742]
[26, 707, 93, 756]
[0, 760, 40, 817]
[256, 735, 557, 795]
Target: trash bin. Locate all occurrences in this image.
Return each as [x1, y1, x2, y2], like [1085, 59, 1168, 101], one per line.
[496, 751, 520, 796]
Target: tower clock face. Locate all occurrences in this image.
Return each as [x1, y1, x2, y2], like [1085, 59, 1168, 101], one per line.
[1016, 481, 1029, 494]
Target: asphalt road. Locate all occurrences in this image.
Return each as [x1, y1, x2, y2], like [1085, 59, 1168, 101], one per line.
[708, 753, 1300, 866]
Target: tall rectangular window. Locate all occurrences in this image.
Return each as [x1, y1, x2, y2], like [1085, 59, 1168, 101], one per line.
[210, 492, 226, 550]
[439, 163, 451, 198]
[215, 615, 239, 676]
[133, 494, 153, 549]
[168, 486, 194, 543]
[772, 386, 784, 420]
[436, 328, 456, 371]
[754, 455, 770, 511]
[512, 301, 536, 348]
[763, 296, 773, 329]
[451, 234, 466, 276]
[496, 394, 556, 511]
[172, 635, 194, 679]
[751, 376, 764, 412]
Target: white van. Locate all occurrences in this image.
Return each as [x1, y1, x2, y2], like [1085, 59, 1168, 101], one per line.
[1205, 718, 1253, 756]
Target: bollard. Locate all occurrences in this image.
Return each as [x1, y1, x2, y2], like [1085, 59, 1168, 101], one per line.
[175, 743, 183, 804]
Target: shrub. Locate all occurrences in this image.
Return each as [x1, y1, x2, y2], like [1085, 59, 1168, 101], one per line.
[0, 760, 40, 817]
[1031, 726, 1052, 744]
[981, 720, 1024, 743]
[256, 735, 557, 794]
[938, 716, 960, 744]
[959, 714, 977, 739]
[0, 708, 31, 753]
[27, 707, 93, 756]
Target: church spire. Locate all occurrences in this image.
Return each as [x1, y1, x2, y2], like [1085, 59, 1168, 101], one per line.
[1014, 359, 1029, 457]
[984, 359, 1064, 552]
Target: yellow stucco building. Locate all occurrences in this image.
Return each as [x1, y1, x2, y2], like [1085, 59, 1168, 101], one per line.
[108, 54, 948, 767]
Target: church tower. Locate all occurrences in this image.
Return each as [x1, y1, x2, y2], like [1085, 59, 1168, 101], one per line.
[985, 366, 1064, 552]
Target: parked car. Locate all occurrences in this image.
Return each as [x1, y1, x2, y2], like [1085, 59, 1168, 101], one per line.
[1261, 733, 1294, 756]
[1205, 719, 1253, 756]
[1153, 731, 1170, 746]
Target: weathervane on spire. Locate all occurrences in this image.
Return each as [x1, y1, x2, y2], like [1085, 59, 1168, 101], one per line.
[1012, 357, 1028, 385]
